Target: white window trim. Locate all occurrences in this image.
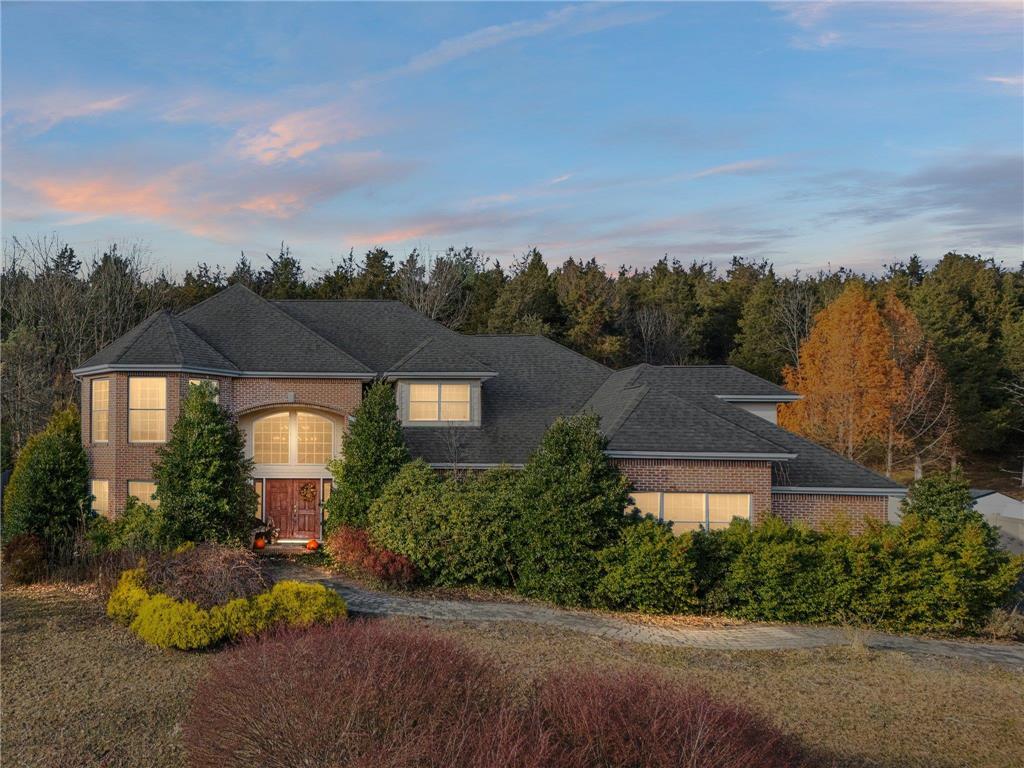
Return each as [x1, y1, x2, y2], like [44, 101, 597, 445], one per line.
[128, 376, 168, 444]
[633, 491, 753, 530]
[251, 410, 336, 467]
[398, 380, 481, 427]
[91, 378, 110, 444]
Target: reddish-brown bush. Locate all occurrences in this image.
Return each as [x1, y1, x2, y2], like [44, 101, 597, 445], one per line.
[185, 621, 813, 768]
[144, 543, 273, 609]
[534, 668, 810, 768]
[327, 525, 416, 588]
[183, 620, 542, 768]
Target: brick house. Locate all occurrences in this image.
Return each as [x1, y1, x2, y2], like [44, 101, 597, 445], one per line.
[73, 284, 903, 541]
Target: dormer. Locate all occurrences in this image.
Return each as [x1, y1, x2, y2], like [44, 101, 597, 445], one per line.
[383, 339, 496, 428]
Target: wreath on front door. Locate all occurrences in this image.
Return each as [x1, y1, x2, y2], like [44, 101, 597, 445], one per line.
[298, 482, 317, 504]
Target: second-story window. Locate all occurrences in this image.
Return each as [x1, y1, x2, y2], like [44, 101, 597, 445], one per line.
[409, 383, 471, 422]
[129, 377, 167, 443]
[91, 379, 109, 443]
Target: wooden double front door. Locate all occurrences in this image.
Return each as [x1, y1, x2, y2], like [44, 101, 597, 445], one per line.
[265, 479, 321, 540]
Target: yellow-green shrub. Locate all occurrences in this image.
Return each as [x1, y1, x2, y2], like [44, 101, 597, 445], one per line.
[106, 568, 346, 649]
[106, 567, 149, 623]
[131, 593, 224, 650]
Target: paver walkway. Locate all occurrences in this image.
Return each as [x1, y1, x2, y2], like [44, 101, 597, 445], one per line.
[269, 561, 1024, 666]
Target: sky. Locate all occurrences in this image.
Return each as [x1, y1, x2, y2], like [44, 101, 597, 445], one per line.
[2, 1, 1022, 277]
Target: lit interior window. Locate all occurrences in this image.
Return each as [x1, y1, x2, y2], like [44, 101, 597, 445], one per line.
[253, 413, 289, 464]
[91, 480, 109, 517]
[127, 481, 159, 508]
[128, 377, 167, 442]
[91, 380, 109, 442]
[297, 412, 332, 465]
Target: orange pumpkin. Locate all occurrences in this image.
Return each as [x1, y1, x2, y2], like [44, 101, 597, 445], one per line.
[253, 537, 267, 550]
[305, 539, 319, 551]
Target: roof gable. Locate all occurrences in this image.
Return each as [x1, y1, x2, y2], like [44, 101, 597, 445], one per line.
[179, 285, 370, 374]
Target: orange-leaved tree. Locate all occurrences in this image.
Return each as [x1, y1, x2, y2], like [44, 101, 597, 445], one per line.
[780, 282, 900, 462]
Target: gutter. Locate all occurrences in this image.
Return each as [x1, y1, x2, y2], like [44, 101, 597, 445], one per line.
[71, 364, 376, 380]
[606, 450, 798, 461]
[771, 486, 906, 496]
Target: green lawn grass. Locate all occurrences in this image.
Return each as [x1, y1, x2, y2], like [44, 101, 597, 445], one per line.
[3, 585, 1022, 768]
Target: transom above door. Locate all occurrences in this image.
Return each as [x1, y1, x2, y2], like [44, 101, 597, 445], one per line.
[249, 410, 339, 467]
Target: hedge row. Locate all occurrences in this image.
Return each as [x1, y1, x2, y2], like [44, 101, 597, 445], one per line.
[353, 453, 1021, 633]
[108, 567, 346, 649]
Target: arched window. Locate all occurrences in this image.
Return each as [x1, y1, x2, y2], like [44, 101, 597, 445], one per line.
[252, 410, 335, 466]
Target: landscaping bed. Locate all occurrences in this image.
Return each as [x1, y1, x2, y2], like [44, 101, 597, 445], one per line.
[4, 585, 1022, 768]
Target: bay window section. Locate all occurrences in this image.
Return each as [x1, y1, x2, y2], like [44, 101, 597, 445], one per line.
[128, 377, 167, 443]
[91, 379, 109, 443]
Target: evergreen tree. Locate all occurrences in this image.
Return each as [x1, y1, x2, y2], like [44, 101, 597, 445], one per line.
[349, 247, 395, 298]
[324, 382, 410, 529]
[487, 249, 564, 335]
[259, 243, 306, 298]
[152, 384, 256, 543]
[511, 413, 631, 605]
[2, 406, 90, 559]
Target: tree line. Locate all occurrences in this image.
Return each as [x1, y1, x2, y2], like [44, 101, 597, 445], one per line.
[2, 235, 1021, 480]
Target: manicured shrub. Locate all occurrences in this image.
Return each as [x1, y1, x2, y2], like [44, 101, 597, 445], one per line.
[1, 406, 90, 559]
[144, 543, 272, 609]
[535, 668, 809, 768]
[183, 620, 534, 768]
[511, 413, 631, 605]
[326, 525, 417, 588]
[106, 567, 149, 623]
[324, 382, 410, 530]
[367, 462, 518, 587]
[152, 383, 257, 544]
[595, 517, 699, 614]
[0, 533, 47, 584]
[106, 567, 346, 650]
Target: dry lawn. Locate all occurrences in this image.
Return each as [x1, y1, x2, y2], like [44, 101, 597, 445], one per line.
[2, 586, 1022, 768]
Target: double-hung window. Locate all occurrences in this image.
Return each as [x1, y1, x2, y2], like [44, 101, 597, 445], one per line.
[91, 379, 110, 443]
[91, 480, 109, 517]
[630, 492, 752, 533]
[408, 383, 471, 422]
[128, 481, 159, 508]
[128, 377, 167, 443]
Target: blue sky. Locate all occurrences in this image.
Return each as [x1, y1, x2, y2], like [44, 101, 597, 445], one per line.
[2, 1, 1022, 276]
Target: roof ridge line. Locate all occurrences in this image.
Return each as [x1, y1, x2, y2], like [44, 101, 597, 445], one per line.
[162, 312, 184, 364]
[249, 290, 373, 373]
[678, 394, 794, 455]
[604, 382, 648, 441]
[388, 338, 431, 371]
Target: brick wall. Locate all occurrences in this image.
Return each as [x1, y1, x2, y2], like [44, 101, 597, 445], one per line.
[770, 492, 887, 531]
[614, 458, 773, 520]
[82, 373, 363, 515]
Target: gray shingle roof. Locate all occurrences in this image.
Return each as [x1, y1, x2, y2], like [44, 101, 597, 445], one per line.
[179, 285, 370, 374]
[582, 366, 793, 457]
[403, 335, 612, 465]
[73, 285, 899, 491]
[76, 310, 238, 372]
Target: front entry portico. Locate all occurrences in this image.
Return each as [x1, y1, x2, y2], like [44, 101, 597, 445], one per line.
[265, 478, 321, 541]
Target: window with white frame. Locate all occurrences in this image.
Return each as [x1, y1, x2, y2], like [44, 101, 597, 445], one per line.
[91, 480, 109, 517]
[629, 491, 751, 533]
[128, 377, 167, 442]
[128, 481, 159, 508]
[252, 411, 335, 466]
[408, 383, 471, 422]
[91, 379, 110, 443]
[188, 378, 219, 403]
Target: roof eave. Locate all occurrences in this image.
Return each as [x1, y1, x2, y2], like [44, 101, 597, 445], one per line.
[383, 371, 499, 380]
[606, 450, 798, 461]
[715, 394, 803, 402]
[72, 363, 374, 380]
[771, 485, 906, 496]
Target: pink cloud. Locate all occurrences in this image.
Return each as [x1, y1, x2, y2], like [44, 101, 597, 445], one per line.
[235, 106, 367, 164]
[32, 176, 175, 220]
[5, 91, 135, 134]
[237, 193, 304, 218]
[691, 158, 778, 179]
